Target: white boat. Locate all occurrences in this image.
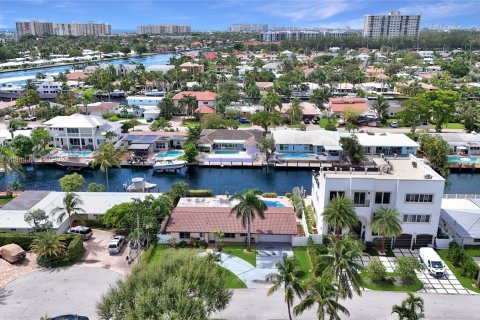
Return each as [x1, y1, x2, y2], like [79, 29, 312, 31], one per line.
[123, 177, 157, 192]
[153, 159, 187, 172]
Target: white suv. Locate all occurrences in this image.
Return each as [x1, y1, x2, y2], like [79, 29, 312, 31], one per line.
[108, 236, 126, 254]
[68, 226, 93, 240]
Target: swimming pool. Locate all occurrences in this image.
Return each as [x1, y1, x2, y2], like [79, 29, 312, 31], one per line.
[59, 151, 93, 157]
[215, 150, 240, 155]
[447, 155, 480, 164]
[155, 150, 184, 159]
[263, 200, 285, 207]
[278, 153, 317, 159]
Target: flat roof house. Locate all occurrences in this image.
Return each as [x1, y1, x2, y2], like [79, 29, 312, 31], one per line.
[44, 113, 121, 150]
[121, 131, 186, 154]
[431, 132, 480, 155]
[165, 198, 298, 244]
[347, 132, 419, 156]
[311, 154, 445, 249]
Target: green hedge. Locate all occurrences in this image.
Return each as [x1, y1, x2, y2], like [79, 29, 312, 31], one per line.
[307, 237, 327, 277]
[187, 189, 214, 197]
[142, 244, 156, 265]
[448, 242, 479, 280]
[85, 218, 107, 229]
[261, 192, 277, 198]
[0, 233, 36, 249]
[37, 234, 85, 268]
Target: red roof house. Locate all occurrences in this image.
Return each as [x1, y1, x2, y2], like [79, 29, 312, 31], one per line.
[328, 97, 369, 114]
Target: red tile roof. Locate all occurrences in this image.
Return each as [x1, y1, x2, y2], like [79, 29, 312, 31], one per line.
[329, 98, 366, 104]
[194, 105, 215, 114]
[66, 71, 88, 81]
[329, 97, 368, 113]
[204, 52, 218, 60]
[173, 91, 218, 101]
[166, 206, 297, 235]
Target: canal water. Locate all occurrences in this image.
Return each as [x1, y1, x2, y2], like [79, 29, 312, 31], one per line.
[0, 165, 477, 195]
[0, 53, 174, 85]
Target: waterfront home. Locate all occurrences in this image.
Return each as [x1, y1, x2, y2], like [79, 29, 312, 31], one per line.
[272, 130, 342, 161]
[365, 67, 385, 82]
[311, 154, 445, 249]
[198, 129, 262, 153]
[430, 132, 480, 155]
[0, 129, 12, 146]
[0, 78, 62, 99]
[179, 62, 205, 77]
[277, 101, 321, 122]
[76, 101, 119, 116]
[172, 91, 218, 111]
[331, 83, 354, 95]
[348, 132, 419, 156]
[440, 196, 480, 247]
[328, 97, 369, 115]
[0, 191, 154, 233]
[126, 95, 163, 107]
[164, 197, 297, 244]
[44, 113, 121, 150]
[121, 131, 186, 155]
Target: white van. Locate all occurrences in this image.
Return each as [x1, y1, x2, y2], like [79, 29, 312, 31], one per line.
[68, 226, 93, 240]
[419, 247, 446, 277]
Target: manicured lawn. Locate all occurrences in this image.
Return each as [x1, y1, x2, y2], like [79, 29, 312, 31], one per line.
[218, 266, 247, 289]
[361, 272, 423, 292]
[293, 247, 313, 279]
[0, 197, 14, 206]
[147, 245, 168, 263]
[181, 120, 201, 127]
[465, 246, 480, 258]
[105, 114, 123, 122]
[238, 123, 252, 128]
[222, 245, 256, 266]
[438, 250, 480, 293]
[442, 122, 464, 129]
[319, 117, 337, 128]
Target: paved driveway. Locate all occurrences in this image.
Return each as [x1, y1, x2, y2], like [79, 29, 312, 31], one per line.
[256, 242, 293, 269]
[0, 266, 121, 320]
[0, 252, 38, 287]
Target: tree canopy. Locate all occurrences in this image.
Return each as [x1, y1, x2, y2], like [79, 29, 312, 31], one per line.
[58, 173, 85, 192]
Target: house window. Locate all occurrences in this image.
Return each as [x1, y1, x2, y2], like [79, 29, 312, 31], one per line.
[405, 194, 434, 203]
[402, 214, 431, 223]
[329, 191, 345, 200]
[375, 192, 391, 204]
[353, 192, 367, 206]
[474, 238, 480, 243]
[240, 233, 247, 237]
[279, 144, 289, 151]
[199, 233, 204, 238]
[224, 233, 235, 238]
[67, 128, 79, 134]
[179, 232, 190, 239]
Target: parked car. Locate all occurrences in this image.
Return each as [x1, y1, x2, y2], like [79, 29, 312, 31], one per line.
[4, 115, 11, 120]
[25, 115, 36, 121]
[389, 121, 398, 128]
[68, 226, 93, 240]
[304, 118, 311, 124]
[108, 235, 126, 254]
[419, 247, 446, 277]
[146, 118, 154, 123]
[238, 117, 250, 124]
[52, 315, 89, 320]
[0, 243, 26, 263]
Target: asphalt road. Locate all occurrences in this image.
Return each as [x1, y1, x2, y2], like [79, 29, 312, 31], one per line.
[216, 288, 480, 320]
[0, 267, 121, 320]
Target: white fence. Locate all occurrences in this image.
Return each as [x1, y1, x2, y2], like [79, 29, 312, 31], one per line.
[157, 234, 173, 244]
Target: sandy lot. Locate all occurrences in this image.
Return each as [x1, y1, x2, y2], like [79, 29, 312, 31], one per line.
[0, 252, 38, 287]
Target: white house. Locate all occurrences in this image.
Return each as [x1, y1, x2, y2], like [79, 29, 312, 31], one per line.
[347, 133, 419, 156]
[43, 113, 121, 150]
[440, 196, 480, 247]
[430, 132, 480, 155]
[311, 154, 445, 249]
[126, 96, 163, 107]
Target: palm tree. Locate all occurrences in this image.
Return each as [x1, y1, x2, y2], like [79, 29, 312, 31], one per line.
[372, 207, 402, 254]
[104, 131, 118, 142]
[287, 98, 303, 125]
[179, 94, 197, 117]
[229, 189, 267, 251]
[0, 146, 25, 189]
[310, 87, 331, 110]
[322, 196, 357, 240]
[91, 142, 121, 191]
[51, 192, 85, 229]
[391, 293, 425, 320]
[31, 231, 65, 260]
[261, 91, 282, 112]
[371, 95, 390, 124]
[293, 277, 349, 320]
[316, 234, 364, 299]
[266, 255, 305, 320]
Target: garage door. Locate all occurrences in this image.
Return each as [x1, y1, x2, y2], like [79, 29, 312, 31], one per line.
[258, 234, 291, 243]
[394, 234, 412, 249]
[413, 234, 433, 249]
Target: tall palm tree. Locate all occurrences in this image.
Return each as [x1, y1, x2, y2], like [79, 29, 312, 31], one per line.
[372, 207, 402, 254]
[104, 131, 118, 142]
[293, 277, 349, 320]
[51, 192, 85, 229]
[371, 95, 390, 124]
[229, 189, 267, 251]
[287, 98, 303, 125]
[310, 87, 331, 110]
[261, 91, 282, 112]
[316, 234, 364, 299]
[179, 94, 197, 117]
[0, 146, 25, 189]
[391, 293, 425, 320]
[92, 142, 121, 191]
[322, 196, 357, 240]
[266, 255, 305, 320]
[31, 231, 65, 260]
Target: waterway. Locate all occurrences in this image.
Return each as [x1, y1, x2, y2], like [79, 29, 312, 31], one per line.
[0, 53, 174, 85]
[0, 165, 477, 195]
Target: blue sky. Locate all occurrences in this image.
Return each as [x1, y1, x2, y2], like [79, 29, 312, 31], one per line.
[1, 0, 480, 31]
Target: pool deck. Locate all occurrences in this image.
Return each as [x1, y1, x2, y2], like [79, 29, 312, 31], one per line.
[448, 162, 480, 171]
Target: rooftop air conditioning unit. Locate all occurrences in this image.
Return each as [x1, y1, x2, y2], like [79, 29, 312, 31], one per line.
[412, 161, 418, 168]
[424, 174, 433, 179]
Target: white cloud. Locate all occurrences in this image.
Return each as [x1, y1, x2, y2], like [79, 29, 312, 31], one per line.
[398, 0, 480, 21]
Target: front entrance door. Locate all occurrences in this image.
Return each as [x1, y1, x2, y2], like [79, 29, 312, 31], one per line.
[351, 221, 365, 242]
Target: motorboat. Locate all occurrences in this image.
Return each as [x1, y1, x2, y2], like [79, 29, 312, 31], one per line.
[123, 177, 157, 192]
[153, 159, 186, 172]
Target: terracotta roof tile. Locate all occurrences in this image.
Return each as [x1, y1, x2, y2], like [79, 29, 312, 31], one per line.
[166, 206, 297, 235]
[173, 91, 218, 101]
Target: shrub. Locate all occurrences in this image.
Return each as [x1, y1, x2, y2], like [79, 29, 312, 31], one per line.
[186, 189, 214, 197]
[307, 237, 328, 276]
[461, 259, 480, 279]
[285, 192, 292, 198]
[178, 240, 188, 248]
[0, 233, 36, 249]
[449, 245, 469, 268]
[198, 239, 208, 249]
[261, 192, 277, 198]
[141, 245, 156, 264]
[366, 260, 387, 283]
[37, 235, 85, 268]
[395, 256, 423, 284]
[85, 217, 106, 229]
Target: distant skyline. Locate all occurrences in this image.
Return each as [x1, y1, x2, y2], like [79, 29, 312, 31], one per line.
[1, 0, 480, 31]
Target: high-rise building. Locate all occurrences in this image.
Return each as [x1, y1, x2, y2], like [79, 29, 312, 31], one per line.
[229, 24, 268, 33]
[136, 25, 191, 34]
[363, 11, 421, 38]
[16, 21, 54, 37]
[54, 22, 112, 36]
[260, 29, 355, 42]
